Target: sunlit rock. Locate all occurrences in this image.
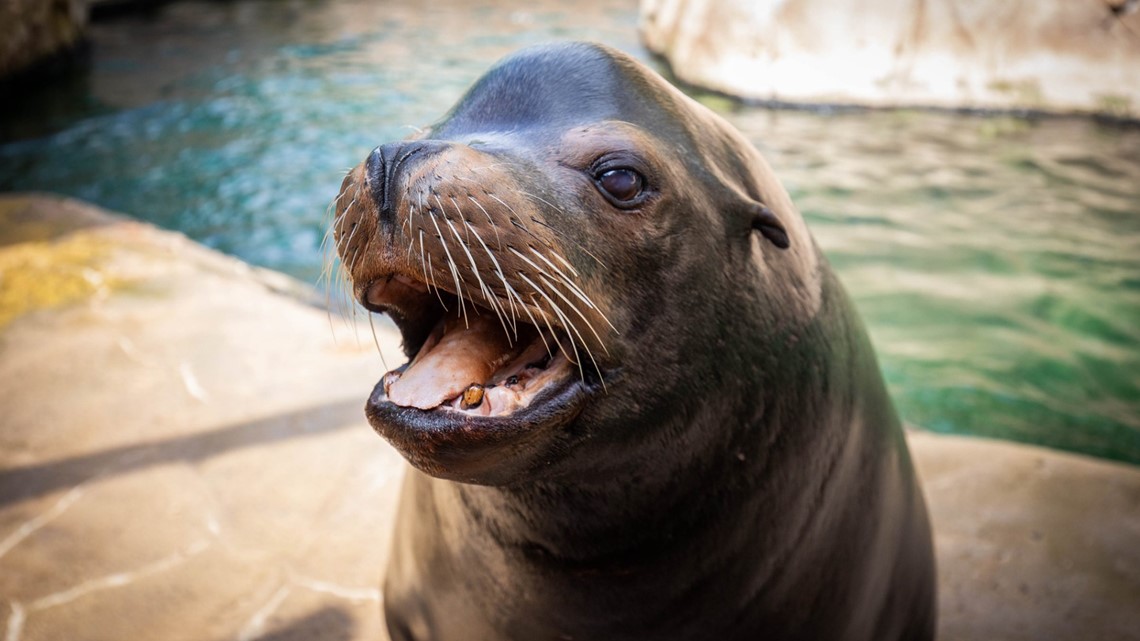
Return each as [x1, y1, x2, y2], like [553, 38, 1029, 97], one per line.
[640, 0, 1140, 119]
[0, 0, 87, 80]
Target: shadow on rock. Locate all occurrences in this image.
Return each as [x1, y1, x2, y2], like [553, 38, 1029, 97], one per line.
[0, 398, 366, 506]
[249, 606, 357, 641]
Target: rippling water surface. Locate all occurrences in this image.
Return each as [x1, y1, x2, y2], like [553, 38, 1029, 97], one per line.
[2, 0, 1137, 463]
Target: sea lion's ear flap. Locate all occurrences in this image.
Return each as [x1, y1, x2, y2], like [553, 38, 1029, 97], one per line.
[750, 204, 790, 250]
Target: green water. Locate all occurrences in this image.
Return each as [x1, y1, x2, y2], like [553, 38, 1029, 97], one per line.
[1, 0, 1138, 464]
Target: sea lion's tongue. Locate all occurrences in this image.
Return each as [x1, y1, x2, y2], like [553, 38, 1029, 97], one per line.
[388, 312, 521, 410]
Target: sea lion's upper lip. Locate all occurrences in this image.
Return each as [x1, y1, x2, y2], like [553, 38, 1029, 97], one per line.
[357, 265, 602, 413]
[359, 273, 430, 315]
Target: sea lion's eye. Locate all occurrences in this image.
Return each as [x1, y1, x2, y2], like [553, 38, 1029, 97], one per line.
[597, 168, 644, 204]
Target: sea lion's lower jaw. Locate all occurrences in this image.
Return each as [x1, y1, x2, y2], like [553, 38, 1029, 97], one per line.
[360, 274, 602, 483]
[365, 373, 594, 484]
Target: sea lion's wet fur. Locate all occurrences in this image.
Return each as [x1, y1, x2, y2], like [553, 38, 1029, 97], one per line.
[337, 42, 936, 641]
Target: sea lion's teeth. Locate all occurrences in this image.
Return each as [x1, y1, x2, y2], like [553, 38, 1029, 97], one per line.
[388, 312, 519, 410]
[461, 384, 485, 409]
[383, 370, 402, 396]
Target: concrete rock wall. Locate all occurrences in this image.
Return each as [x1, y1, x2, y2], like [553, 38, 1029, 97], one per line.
[640, 0, 1140, 119]
[0, 0, 88, 79]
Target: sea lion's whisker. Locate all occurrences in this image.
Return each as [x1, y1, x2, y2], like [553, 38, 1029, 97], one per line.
[485, 193, 525, 227]
[536, 289, 588, 380]
[518, 190, 565, 217]
[368, 311, 389, 370]
[407, 194, 426, 248]
[338, 197, 363, 316]
[506, 245, 547, 269]
[463, 220, 521, 337]
[319, 240, 339, 340]
[332, 236, 353, 312]
[404, 204, 417, 247]
[428, 202, 469, 326]
[320, 235, 337, 296]
[448, 196, 474, 244]
[561, 304, 606, 387]
[502, 282, 526, 336]
[534, 274, 604, 378]
[533, 255, 593, 308]
[443, 213, 510, 341]
[507, 246, 559, 283]
[331, 182, 352, 205]
[538, 272, 609, 357]
[529, 293, 573, 366]
[344, 245, 367, 329]
[322, 237, 345, 292]
[506, 218, 548, 246]
[514, 247, 613, 334]
[337, 199, 363, 255]
[548, 249, 581, 278]
[518, 273, 587, 370]
[549, 303, 587, 380]
[324, 185, 352, 226]
[318, 222, 336, 284]
[425, 254, 448, 312]
[463, 162, 512, 174]
[483, 289, 512, 339]
[466, 196, 503, 247]
[478, 189, 541, 243]
[345, 238, 365, 275]
[528, 248, 616, 332]
[417, 227, 444, 308]
[529, 217, 607, 269]
[321, 210, 338, 242]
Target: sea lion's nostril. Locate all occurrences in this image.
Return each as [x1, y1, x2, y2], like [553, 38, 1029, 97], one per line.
[367, 140, 451, 235]
[366, 143, 396, 234]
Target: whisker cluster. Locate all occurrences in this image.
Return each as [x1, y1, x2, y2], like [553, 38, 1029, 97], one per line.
[326, 164, 615, 385]
[407, 188, 614, 382]
[321, 170, 390, 369]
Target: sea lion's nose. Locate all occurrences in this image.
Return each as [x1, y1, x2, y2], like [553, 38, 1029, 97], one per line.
[366, 140, 450, 235]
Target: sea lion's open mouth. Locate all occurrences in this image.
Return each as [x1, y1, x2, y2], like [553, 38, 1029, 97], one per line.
[358, 270, 599, 481]
[361, 273, 591, 419]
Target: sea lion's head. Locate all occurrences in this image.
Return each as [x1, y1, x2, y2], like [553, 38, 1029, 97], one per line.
[332, 42, 821, 485]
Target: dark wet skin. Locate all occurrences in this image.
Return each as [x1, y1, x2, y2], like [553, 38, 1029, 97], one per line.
[333, 42, 936, 641]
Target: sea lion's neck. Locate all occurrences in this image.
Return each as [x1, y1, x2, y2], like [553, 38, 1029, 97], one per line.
[443, 404, 839, 570]
[462, 472, 723, 565]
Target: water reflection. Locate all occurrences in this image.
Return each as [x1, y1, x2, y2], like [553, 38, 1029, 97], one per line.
[728, 109, 1140, 462]
[1, 0, 1137, 463]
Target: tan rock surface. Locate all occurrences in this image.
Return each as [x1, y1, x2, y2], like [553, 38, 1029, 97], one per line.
[641, 0, 1140, 119]
[910, 431, 1140, 640]
[0, 194, 402, 640]
[0, 194, 1137, 640]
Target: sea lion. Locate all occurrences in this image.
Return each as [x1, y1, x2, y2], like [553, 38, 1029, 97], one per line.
[332, 42, 936, 641]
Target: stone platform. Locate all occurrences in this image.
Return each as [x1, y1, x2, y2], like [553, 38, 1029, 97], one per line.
[0, 194, 1137, 640]
[641, 0, 1140, 120]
